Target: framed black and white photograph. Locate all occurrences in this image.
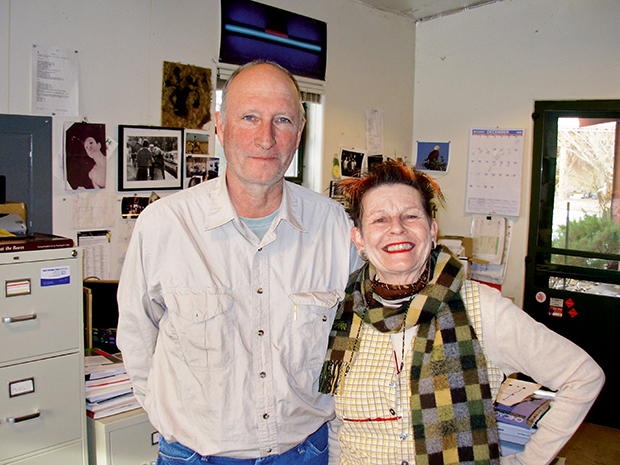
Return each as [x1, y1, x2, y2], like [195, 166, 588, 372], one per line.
[119, 125, 183, 191]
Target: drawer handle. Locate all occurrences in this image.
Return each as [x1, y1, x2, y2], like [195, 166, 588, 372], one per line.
[7, 411, 41, 423]
[2, 313, 37, 324]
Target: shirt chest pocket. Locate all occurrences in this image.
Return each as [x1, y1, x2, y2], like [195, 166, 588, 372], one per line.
[288, 290, 344, 371]
[163, 290, 234, 372]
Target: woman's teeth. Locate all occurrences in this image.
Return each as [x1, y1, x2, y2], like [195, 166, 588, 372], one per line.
[385, 243, 413, 252]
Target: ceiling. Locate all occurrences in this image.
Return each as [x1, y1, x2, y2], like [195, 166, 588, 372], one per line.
[355, 0, 504, 23]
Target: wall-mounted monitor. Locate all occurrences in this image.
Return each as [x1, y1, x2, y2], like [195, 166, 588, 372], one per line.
[219, 0, 327, 81]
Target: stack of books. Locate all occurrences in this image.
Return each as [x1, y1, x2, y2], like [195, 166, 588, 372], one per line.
[0, 232, 73, 253]
[494, 378, 554, 456]
[85, 352, 140, 419]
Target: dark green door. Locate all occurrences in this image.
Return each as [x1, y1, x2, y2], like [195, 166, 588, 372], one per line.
[524, 100, 620, 428]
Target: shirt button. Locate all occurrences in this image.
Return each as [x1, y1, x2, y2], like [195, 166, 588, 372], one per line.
[258, 247, 263, 252]
[266, 449, 272, 454]
[260, 372, 267, 378]
[322, 315, 328, 322]
[389, 408, 396, 415]
[399, 433, 408, 441]
[257, 288, 263, 294]
[401, 461, 409, 465]
[388, 381, 397, 388]
[263, 413, 269, 420]
[258, 330, 264, 336]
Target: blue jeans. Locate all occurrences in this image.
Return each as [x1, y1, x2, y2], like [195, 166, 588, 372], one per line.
[156, 423, 328, 465]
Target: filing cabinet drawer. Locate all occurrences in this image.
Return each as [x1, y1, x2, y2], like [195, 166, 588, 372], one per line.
[0, 250, 81, 364]
[2, 441, 84, 465]
[87, 408, 159, 465]
[0, 352, 84, 462]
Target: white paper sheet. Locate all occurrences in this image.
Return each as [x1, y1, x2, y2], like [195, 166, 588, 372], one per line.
[31, 44, 79, 116]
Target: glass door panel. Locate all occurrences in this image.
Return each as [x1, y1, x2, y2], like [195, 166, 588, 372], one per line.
[550, 117, 620, 295]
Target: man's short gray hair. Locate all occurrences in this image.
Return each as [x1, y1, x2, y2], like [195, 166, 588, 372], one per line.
[219, 60, 306, 128]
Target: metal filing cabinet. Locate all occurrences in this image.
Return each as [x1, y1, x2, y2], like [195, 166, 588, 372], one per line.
[87, 408, 159, 465]
[0, 247, 87, 464]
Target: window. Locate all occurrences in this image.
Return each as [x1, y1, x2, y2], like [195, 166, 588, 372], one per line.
[525, 101, 620, 298]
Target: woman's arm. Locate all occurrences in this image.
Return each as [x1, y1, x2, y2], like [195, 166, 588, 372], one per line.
[478, 284, 605, 465]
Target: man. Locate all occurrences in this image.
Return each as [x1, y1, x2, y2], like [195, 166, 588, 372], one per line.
[135, 139, 152, 180]
[150, 142, 166, 180]
[117, 61, 360, 464]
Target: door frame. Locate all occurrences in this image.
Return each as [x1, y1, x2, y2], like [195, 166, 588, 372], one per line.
[524, 100, 620, 428]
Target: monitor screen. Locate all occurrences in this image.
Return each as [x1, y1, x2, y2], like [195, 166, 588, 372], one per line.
[219, 0, 327, 81]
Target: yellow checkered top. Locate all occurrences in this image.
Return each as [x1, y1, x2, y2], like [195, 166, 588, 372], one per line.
[334, 280, 504, 464]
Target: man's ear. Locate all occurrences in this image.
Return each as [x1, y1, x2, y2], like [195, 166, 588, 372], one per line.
[214, 111, 225, 146]
[295, 119, 306, 149]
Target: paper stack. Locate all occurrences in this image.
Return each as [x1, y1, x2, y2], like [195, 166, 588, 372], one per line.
[85, 354, 141, 419]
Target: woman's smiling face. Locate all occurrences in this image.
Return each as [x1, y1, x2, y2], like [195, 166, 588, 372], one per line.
[352, 183, 438, 285]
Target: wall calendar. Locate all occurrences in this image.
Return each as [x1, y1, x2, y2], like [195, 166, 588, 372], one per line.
[465, 128, 524, 216]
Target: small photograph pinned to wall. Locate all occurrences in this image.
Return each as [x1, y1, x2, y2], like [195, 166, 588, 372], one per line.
[120, 194, 159, 219]
[339, 148, 366, 178]
[64, 122, 107, 190]
[368, 154, 383, 170]
[415, 141, 450, 175]
[329, 181, 348, 208]
[185, 156, 220, 188]
[184, 129, 210, 156]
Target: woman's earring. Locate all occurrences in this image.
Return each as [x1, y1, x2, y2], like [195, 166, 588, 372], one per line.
[360, 250, 368, 261]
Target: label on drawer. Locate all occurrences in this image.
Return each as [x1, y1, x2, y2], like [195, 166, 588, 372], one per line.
[9, 377, 35, 397]
[6, 279, 31, 296]
[41, 266, 71, 286]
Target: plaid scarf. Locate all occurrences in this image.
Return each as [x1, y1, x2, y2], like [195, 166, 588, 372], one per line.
[319, 245, 500, 465]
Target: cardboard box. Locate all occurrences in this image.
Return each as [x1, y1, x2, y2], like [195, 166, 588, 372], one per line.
[439, 235, 472, 258]
[439, 235, 489, 264]
[0, 202, 27, 224]
[439, 235, 488, 280]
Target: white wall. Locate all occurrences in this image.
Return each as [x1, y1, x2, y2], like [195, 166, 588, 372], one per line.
[1, 0, 415, 279]
[413, 0, 620, 307]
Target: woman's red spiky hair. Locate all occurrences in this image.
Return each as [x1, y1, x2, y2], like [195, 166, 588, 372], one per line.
[335, 159, 443, 229]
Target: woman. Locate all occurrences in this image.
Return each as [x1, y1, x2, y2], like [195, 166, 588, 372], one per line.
[66, 133, 106, 190]
[320, 160, 604, 465]
[83, 136, 107, 188]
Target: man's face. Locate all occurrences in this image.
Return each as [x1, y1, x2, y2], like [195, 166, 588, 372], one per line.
[215, 64, 305, 188]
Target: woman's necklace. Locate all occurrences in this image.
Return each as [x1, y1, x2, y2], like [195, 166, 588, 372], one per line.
[371, 265, 430, 300]
[371, 266, 429, 373]
[397, 315, 408, 374]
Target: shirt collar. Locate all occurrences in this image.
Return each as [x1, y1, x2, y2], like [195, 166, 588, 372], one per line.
[204, 173, 306, 234]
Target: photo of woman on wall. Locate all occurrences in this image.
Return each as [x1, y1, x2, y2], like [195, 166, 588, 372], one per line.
[65, 122, 107, 190]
